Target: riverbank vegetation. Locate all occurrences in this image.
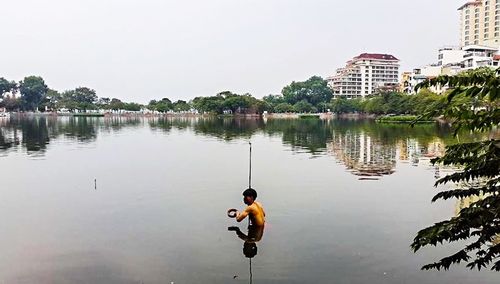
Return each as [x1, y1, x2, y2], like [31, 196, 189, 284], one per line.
[0, 74, 465, 118]
[375, 115, 435, 124]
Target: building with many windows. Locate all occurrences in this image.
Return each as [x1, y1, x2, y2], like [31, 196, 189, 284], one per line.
[459, 0, 500, 47]
[327, 53, 400, 98]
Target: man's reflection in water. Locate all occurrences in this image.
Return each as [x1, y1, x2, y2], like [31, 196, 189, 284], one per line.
[228, 225, 265, 283]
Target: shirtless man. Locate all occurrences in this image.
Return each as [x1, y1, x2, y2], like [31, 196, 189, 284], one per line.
[228, 188, 265, 227]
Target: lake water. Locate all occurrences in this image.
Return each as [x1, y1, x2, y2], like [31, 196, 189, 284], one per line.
[0, 115, 498, 284]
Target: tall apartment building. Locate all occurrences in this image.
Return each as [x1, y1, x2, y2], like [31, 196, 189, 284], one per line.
[459, 0, 500, 47]
[327, 53, 400, 98]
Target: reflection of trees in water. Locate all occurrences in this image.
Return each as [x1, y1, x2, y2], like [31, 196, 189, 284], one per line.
[263, 119, 332, 154]
[148, 117, 197, 132]
[58, 117, 98, 142]
[192, 117, 264, 141]
[20, 116, 52, 152]
[1, 116, 476, 167]
[0, 115, 143, 155]
[100, 116, 143, 133]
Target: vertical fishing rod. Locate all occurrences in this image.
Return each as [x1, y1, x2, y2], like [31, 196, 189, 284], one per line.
[249, 258, 253, 284]
[248, 141, 252, 228]
[248, 141, 252, 189]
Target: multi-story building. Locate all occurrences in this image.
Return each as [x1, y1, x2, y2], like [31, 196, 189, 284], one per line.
[461, 44, 498, 69]
[327, 53, 400, 98]
[459, 0, 500, 48]
[437, 46, 466, 66]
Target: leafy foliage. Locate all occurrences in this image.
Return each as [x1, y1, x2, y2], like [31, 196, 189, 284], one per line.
[293, 100, 316, 113]
[282, 76, 333, 108]
[19, 76, 48, 111]
[411, 67, 500, 271]
[0, 77, 17, 99]
[192, 91, 266, 114]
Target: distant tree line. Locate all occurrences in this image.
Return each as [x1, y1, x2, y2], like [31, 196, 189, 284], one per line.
[262, 76, 450, 115]
[1, 74, 451, 115]
[0, 76, 271, 114]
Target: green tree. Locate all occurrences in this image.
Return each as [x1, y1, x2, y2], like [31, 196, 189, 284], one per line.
[157, 98, 173, 113]
[331, 97, 363, 113]
[263, 94, 285, 105]
[97, 97, 111, 109]
[407, 89, 444, 115]
[223, 94, 250, 113]
[70, 87, 97, 111]
[40, 89, 61, 111]
[19, 76, 48, 111]
[293, 100, 316, 113]
[2, 95, 20, 111]
[282, 76, 333, 107]
[122, 102, 142, 111]
[109, 98, 125, 110]
[411, 67, 500, 271]
[192, 95, 225, 114]
[172, 100, 191, 112]
[0, 77, 17, 99]
[263, 94, 285, 112]
[274, 102, 294, 113]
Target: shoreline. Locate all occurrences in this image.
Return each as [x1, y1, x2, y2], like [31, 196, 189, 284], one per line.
[3, 111, 435, 122]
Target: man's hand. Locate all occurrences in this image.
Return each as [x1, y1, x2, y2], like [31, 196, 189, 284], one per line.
[228, 226, 241, 232]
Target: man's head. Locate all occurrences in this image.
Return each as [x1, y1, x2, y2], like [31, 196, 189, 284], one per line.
[242, 188, 257, 205]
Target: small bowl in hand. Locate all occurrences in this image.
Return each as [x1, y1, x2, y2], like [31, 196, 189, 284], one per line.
[227, 209, 238, 218]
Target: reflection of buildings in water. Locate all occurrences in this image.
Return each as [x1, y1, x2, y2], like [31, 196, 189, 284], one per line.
[454, 191, 500, 245]
[328, 131, 396, 177]
[397, 138, 446, 167]
[397, 139, 420, 166]
[425, 139, 445, 158]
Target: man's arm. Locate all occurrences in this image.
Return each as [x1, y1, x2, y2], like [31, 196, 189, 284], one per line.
[236, 207, 251, 222]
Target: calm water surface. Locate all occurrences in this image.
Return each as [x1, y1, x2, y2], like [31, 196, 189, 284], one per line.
[0, 116, 498, 284]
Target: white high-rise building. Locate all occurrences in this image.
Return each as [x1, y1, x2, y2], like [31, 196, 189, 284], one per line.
[459, 0, 500, 48]
[327, 53, 400, 98]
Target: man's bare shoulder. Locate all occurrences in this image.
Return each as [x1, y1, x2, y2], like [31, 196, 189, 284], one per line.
[245, 203, 259, 212]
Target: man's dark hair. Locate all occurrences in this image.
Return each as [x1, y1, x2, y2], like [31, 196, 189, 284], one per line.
[243, 188, 257, 199]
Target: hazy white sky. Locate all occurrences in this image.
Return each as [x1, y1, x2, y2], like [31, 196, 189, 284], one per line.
[1, 0, 464, 103]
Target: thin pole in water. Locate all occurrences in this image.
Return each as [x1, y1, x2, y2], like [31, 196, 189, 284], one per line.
[248, 141, 252, 189]
[249, 258, 253, 284]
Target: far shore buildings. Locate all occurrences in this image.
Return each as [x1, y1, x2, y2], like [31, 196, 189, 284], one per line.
[327, 53, 400, 98]
[401, 0, 500, 94]
[459, 0, 500, 48]
[401, 44, 500, 94]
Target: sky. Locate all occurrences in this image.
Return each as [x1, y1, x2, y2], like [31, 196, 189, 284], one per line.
[0, 0, 464, 103]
